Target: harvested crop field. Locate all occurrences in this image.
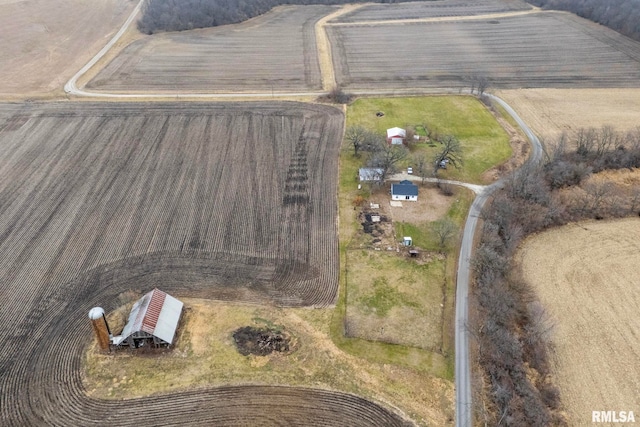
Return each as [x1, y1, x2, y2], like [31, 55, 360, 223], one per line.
[331, 0, 531, 23]
[88, 5, 333, 93]
[0, 0, 135, 96]
[0, 102, 403, 426]
[328, 12, 640, 90]
[496, 88, 640, 141]
[517, 218, 640, 426]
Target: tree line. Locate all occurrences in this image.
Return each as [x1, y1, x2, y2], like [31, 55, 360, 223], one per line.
[138, 0, 416, 34]
[526, 0, 640, 42]
[471, 126, 640, 425]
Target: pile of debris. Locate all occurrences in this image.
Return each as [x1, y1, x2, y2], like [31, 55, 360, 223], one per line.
[360, 210, 388, 240]
[232, 326, 291, 356]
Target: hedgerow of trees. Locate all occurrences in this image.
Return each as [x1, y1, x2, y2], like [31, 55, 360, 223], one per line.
[526, 0, 640, 42]
[138, 0, 420, 34]
[472, 126, 640, 425]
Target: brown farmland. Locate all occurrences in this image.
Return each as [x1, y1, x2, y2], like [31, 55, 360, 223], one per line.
[518, 219, 640, 426]
[331, 0, 531, 23]
[328, 12, 640, 90]
[496, 88, 640, 141]
[88, 5, 333, 93]
[0, 0, 135, 97]
[0, 102, 410, 425]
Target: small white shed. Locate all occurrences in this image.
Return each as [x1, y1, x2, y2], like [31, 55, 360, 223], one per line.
[386, 127, 406, 145]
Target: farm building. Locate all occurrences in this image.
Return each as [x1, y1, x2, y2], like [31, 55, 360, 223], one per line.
[111, 288, 183, 349]
[386, 127, 406, 145]
[391, 180, 418, 201]
[359, 167, 384, 182]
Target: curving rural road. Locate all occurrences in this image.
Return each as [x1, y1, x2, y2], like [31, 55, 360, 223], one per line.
[58, 4, 548, 427]
[454, 93, 543, 427]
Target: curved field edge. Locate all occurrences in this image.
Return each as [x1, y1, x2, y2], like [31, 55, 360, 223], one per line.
[84, 298, 454, 425]
[516, 218, 640, 427]
[0, 101, 404, 426]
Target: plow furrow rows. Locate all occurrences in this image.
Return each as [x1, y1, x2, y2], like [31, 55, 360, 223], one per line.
[0, 102, 405, 425]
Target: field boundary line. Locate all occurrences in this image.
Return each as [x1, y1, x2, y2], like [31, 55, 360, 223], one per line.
[315, 4, 365, 91]
[64, 0, 143, 96]
[326, 9, 543, 27]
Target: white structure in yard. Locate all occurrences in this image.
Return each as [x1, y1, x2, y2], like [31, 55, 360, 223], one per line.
[386, 127, 406, 145]
[391, 180, 418, 201]
[111, 288, 183, 349]
[359, 167, 384, 182]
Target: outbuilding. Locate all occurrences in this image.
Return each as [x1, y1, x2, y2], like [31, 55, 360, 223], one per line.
[359, 167, 384, 182]
[391, 180, 418, 201]
[386, 127, 406, 145]
[111, 288, 183, 349]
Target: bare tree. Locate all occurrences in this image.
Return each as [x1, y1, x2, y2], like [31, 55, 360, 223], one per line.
[433, 135, 464, 175]
[476, 74, 490, 97]
[412, 154, 430, 185]
[367, 140, 408, 182]
[466, 74, 490, 96]
[432, 218, 457, 251]
[575, 127, 597, 156]
[345, 126, 368, 157]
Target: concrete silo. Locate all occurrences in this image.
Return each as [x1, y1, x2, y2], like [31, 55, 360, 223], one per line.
[88, 307, 112, 351]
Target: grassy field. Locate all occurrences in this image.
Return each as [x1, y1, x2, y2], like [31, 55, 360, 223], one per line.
[335, 96, 488, 383]
[346, 96, 511, 184]
[85, 298, 455, 425]
[517, 217, 640, 427]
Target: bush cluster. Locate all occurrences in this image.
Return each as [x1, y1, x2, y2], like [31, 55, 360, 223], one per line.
[472, 127, 640, 425]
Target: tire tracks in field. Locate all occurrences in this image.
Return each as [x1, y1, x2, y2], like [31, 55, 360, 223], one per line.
[0, 102, 412, 426]
[56, 4, 549, 427]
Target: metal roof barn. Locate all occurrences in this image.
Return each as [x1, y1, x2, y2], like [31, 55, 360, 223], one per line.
[386, 127, 406, 145]
[111, 288, 183, 349]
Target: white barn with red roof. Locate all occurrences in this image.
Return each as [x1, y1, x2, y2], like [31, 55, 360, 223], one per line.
[111, 288, 183, 349]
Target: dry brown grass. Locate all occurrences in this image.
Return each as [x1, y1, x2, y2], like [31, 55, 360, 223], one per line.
[85, 298, 455, 426]
[517, 218, 640, 426]
[0, 0, 135, 97]
[496, 88, 640, 141]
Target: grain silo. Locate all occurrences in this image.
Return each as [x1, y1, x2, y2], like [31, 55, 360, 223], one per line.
[88, 307, 111, 351]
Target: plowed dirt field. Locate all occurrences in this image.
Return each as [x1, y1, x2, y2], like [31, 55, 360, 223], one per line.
[517, 218, 640, 426]
[88, 5, 333, 93]
[0, 102, 406, 426]
[329, 12, 640, 90]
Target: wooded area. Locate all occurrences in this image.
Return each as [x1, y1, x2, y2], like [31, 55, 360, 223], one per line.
[138, 0, 416, 34]
[472, 126, 640, 425]
[527, 0, 640, 41]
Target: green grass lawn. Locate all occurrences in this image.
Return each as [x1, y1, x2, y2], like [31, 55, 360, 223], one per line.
[347, 95, 512, 184]
[335, 96, 483, 380]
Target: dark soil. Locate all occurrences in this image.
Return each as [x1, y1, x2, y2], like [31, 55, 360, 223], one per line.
[233, 326, 291, 356]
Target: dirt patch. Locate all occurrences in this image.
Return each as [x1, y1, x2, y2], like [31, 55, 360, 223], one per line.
[233, 326, 292, 356]
[385, 184, 454, 224]
[517, 218, 640, 426]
